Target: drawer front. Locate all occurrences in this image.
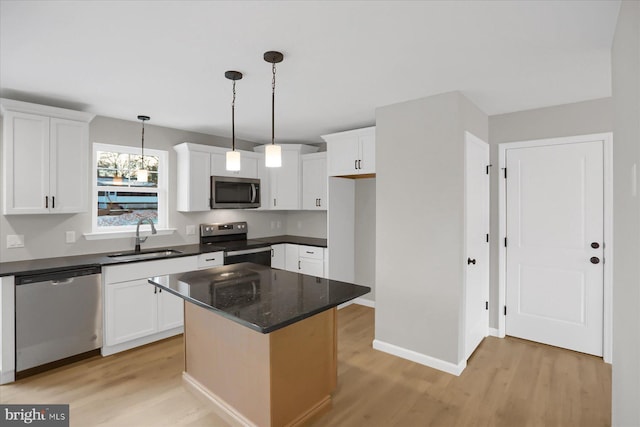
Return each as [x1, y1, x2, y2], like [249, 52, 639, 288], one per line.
[298, 245, 324, 260]
[197, 252, 224, 269]
[104, 256, 198, 284]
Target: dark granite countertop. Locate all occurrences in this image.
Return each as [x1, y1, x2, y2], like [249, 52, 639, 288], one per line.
[0, 235, 327, 278]
[149, 262, 369, 334]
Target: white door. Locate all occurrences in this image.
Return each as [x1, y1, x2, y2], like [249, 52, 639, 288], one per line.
[464, 133, 490, 360]
[505, 141, 604, 356]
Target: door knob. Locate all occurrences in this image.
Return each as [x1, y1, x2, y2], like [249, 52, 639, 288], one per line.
[467, 258, 476, 265]
[591, 242, 600, 249]
[590, 257, 600, 264]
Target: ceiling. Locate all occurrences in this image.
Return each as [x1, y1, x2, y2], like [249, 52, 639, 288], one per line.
[0, 0, 621, 144]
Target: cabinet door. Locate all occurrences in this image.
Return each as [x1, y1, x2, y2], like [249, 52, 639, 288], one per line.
[3, 112, 50, 214]
[284, 243, 299, 272]
[271, 150, 301, 209]
[157, 289, 184, 331]
[327, 138, 359, 176]
[302, 154, 327, 210]
[105, 280, 158, 346]
[210, 152, 232, 177]
[50, 118, 88, 213]
[177, 151, 211, 212]
[299, 258, 325, 278]
[358, 133, 376, 174]
[256, 154, 271, 210]
[271, 244, 286, 269]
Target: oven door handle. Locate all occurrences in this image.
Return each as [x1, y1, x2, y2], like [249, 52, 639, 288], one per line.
[225, 247, 272, 257]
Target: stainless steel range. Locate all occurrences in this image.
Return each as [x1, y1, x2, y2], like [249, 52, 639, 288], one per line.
[200, 222, 271, 266]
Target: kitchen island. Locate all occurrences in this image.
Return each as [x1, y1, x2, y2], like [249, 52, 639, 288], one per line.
[149, 263, 369, 427]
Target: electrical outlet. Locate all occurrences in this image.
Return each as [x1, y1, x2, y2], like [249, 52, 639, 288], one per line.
[65, 231, 76, 244]
[186, 225, 196, 235]
[7, 234, 24, 248]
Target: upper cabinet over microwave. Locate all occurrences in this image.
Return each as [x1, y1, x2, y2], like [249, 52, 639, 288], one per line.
[322, 126, 375, 178]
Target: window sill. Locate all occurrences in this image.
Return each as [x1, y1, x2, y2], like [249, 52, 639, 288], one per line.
[83, 228, 177, 241]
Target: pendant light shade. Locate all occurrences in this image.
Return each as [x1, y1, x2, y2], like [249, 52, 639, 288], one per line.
[137, 115, 150, 182]
[225, 70, 243, 171]
[264, 51, 283, 168]
[265, 144, 282, 167]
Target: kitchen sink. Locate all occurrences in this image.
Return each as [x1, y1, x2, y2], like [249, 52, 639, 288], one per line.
[107, 249, 183, 262]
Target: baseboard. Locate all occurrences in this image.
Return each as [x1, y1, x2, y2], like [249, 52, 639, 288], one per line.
[372, 339, 466, 376]
[489, 328, 500, 337]
[338, 297, 375, 310]
[101, 326, 183, 356]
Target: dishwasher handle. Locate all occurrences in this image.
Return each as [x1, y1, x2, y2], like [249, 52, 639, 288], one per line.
[51, 278, 75, 286]
[15, 265, 101, 285]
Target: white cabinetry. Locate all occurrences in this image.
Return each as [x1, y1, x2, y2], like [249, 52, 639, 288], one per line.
[279, 243, 326, 278]
[271, 244, 286, 269]
[175, 142, 261, 212]
[102, 256, 198, 356]
[323, 126, 375, 177]
[1, 99, 95, 214]
[211, 152, 259, 178]
[175, 144, 211, 212]
[254, 144, 318, 210]
[302, 152, 327, 210]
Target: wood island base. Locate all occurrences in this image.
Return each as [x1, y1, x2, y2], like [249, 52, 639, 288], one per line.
[182, 303, 338, 427]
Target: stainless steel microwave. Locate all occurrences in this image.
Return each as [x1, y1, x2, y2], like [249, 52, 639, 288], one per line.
[210, 176, 260, 209]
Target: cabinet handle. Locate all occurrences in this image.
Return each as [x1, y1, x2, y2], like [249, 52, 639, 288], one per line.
[274, 198, 277, 207]
[154, 286, 157, 294]
[52, 196, 55, 209]
[298, 260, 301, 270]
[355, 159, 358, 170]
[318, 198, 321, 207]
[45, 196, 48, 208]
[271, 249, 274, 257]
[358, 159, 362, 169]
[306, 251, 314, 254]
[205, 258, 216, 262]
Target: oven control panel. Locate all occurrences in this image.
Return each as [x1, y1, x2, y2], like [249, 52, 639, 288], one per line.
[200, 222, 248, 237]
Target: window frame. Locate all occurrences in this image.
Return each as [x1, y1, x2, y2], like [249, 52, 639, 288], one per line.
[91, 142, 169, 233]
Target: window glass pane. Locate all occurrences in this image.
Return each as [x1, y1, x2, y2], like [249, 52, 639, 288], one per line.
[97, 151, 158, 188]
[97, 191, 158, 227]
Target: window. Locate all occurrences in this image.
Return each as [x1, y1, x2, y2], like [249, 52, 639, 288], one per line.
[92, 143, 168, 232]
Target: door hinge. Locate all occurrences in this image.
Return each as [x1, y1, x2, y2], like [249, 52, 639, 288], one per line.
[486, 164, 492, 175]
[503, 168, 507, 179]
[486, 233, 489, 243]
[504, 237, 508, 247]
[504, 306, 507, 316]
[485, 301, 489, 310]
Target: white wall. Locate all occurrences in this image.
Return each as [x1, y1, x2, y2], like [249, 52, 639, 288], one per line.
[375, 91, 487, 366]
[0, 115, 307, 262]
[611, 1, 640, 424]
[355, 178, 375, 301]
[488, 98, 613, 328]
[284, 211, 327, 238]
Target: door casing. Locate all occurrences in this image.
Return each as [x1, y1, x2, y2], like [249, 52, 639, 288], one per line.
[497, 133, 613, 363]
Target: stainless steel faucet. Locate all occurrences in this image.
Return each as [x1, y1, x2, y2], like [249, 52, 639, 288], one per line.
[135, 218, 157, 252]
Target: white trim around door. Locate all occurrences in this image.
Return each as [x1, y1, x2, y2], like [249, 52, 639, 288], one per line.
[498, 133, 613, 363]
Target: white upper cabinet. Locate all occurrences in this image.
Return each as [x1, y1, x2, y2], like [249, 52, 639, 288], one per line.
[210, 151, 259, 178]
[302, 152, 327, 210]
[322, 126, 375, 177]
[174, 142, 260, 212]
[1, 99, 94, 214]
[175, 144, 211, 212]
[254, 144, 318, 210]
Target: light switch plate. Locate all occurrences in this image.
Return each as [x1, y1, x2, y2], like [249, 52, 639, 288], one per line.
[65, 231, 76, 244]
[7, 234, 24, 248]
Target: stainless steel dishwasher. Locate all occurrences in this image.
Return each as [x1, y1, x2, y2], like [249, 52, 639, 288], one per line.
[15, 266, 102, 376]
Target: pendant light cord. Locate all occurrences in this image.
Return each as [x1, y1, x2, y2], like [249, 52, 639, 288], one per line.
[232, 79, 236, 151]
[140, 120, 145, 169]
[271, 62, 276, 145]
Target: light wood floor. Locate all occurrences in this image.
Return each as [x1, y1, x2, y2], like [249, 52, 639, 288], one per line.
[0, 305, 610, 427]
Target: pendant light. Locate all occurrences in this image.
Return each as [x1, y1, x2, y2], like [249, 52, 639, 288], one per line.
[225, 70, 243, 171]
[137, 115, 150, 182]
[264, 51, 283, 167]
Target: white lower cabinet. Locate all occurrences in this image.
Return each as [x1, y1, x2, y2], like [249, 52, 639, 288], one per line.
[278, 243, 327, 278]
[102, 256, 198, 356]
[271, 244, 286, 269]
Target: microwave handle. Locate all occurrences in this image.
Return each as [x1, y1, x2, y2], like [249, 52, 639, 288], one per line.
[251, 183, 257, 203]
